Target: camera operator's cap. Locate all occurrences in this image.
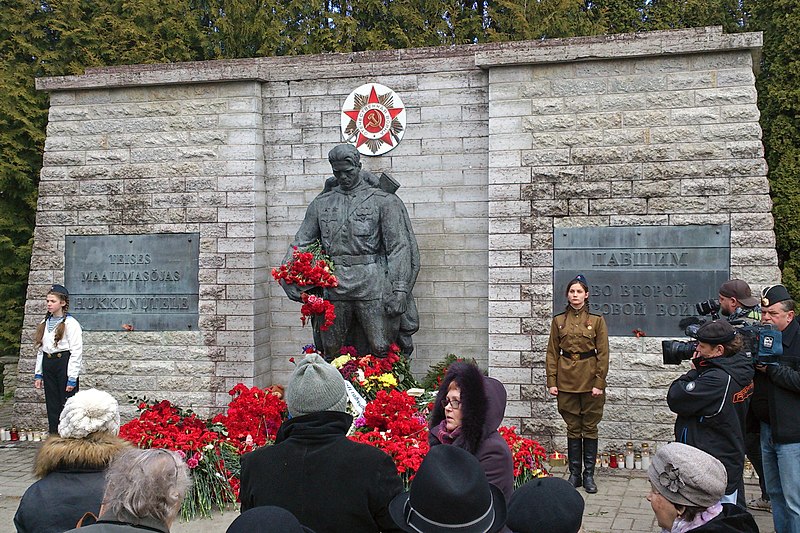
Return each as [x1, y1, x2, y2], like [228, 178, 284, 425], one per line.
[719, 279, 758, 307]
[695, 320, 736, 345]
[49, 284, 69, 296]
[762, 284, 792, 307]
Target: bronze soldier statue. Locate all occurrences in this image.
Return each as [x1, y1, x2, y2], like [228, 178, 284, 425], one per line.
[280, 144, 419, 358]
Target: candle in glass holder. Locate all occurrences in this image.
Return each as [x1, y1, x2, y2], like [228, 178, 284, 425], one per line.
[609, 453, 618, 468]
[601, 452, 610, 468]
[641, 443, 651, 470]
[635, 453, 642, 469]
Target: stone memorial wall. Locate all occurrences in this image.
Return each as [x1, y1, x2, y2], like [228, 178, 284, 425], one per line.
[18, 26, 779, 448]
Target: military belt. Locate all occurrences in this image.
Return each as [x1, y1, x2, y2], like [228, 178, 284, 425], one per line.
[331, 254, 378, 266]
[560, 349, 597, 361]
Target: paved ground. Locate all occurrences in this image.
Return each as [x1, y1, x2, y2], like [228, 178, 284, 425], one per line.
[0, 399, 775, 532]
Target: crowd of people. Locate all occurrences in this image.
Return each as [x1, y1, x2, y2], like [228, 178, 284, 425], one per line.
[15, 275, 800, 532]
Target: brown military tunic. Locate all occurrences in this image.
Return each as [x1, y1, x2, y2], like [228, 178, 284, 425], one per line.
[546, 305, 609, 393]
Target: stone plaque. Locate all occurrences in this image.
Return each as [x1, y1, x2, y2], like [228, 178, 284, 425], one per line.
[554, 225, 730, 337]
[64, 234, 199, 331]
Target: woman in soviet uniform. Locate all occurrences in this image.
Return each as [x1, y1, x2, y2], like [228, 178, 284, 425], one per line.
[546, 274, 609, 494]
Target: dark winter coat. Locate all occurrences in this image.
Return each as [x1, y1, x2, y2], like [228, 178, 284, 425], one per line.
[63, 516, 169, 533]
[239, 410, 403, 533]
[428, 362, 515, 501]
[687, 503, 759, 532]
[14, 432, 130, 533]
[764, 317, 800, 443]
[667, 351, 754, 497]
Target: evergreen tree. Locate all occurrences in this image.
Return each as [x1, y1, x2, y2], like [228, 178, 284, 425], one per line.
[0, 1, 49, 358]
[750, 0, 800, 294]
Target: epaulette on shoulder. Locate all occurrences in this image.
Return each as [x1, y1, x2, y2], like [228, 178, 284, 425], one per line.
[589, 311, 603, 317]
[554, 311, 567, 318]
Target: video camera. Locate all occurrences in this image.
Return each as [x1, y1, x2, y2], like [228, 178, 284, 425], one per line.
[660, 299, 783, 365]
[732, 321, 782, 366]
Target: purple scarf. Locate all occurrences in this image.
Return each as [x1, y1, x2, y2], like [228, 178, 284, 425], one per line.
[434, 419, 462, 445]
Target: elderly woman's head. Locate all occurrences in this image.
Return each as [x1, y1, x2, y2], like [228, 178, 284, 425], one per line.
[100, 448, 191, 528]
[646, 443, 726, 529]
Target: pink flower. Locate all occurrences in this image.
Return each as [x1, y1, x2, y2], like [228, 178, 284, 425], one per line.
[186, 457, 199, 469]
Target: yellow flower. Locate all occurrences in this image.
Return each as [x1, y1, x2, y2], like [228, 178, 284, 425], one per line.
[331, 355, 352, 369]
[374, 373, 398, 389]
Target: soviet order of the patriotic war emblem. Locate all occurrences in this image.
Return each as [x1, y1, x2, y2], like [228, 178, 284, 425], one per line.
[341, 83, 406, 156]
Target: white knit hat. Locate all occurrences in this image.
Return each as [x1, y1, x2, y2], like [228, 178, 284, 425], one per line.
[58, 388, 121, 439]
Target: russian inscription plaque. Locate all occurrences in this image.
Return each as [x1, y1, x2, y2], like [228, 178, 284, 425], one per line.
[65, 234, 199, 331]
[554, 225, 730, 337]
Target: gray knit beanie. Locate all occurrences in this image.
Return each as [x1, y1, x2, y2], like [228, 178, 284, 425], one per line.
[285, 354, 348, 417]
[647, 442, 727, 508]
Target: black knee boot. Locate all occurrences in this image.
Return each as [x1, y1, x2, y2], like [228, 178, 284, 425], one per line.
[583, 438, 598, 493]
[567, 438, 583, 488]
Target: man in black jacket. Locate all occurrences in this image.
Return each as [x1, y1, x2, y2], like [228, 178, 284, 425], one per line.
[667, 320, 754, 507]
[239, 353, 404, 533]
[758, 284, 800, 533]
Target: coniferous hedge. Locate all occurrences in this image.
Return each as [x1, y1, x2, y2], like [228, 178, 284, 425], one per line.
[0, 0, 794, 359]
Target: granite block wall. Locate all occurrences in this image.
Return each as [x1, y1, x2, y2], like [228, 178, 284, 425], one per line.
[17, 27, 778, 448]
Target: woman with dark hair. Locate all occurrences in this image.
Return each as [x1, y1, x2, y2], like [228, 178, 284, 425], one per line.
[546, 274, 609, 494]
[428, 361, 514, 501]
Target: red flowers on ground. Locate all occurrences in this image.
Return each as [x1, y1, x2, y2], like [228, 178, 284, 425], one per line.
[498, 425, 549, 488]
[349, 390, 430, 484]
[211, 383, 287, 453]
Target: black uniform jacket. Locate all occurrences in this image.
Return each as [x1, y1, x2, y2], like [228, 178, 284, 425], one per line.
[667, 351, 754, 496]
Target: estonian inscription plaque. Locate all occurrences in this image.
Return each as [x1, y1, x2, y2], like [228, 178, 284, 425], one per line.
[554, 225, 730, 337]
[65, 234, 199, 331]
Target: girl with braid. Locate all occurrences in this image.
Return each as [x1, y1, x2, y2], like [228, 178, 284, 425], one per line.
[33, 284, 84, 434]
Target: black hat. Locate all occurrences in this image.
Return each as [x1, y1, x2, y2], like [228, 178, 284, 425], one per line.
[718, 279, 758, 308]
[389, 445, 507, 533]
[762, 284, 793, 308]
[226, 506, 316, 533]
[506, 477, 584, 533]
[50, 284, 69, 296]
[695, 320, 736, 345]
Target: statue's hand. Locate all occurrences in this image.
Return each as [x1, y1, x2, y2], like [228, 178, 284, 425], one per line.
[385, 292, 407, 317]
[281, 280, 303, 302]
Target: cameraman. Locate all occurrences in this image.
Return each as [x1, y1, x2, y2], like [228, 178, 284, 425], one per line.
[667, 320, 754, 507]
[718, 278, 769, 512]
[757, 285, 800, 533]
[719, 279, 761, 323]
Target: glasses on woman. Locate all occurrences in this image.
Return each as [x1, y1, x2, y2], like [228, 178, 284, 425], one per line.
[441, 397, 461, 410]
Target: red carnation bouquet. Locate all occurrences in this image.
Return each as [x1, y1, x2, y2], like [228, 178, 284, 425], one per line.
[272, 240, 338, 330]
[349, 389, 430, 486]
[271, 241, 338, 288]
[300, 293, 336, 331]
[211, 383, 287, 453]
[119, 399, 236, 520]
[499, 425, 549, 488]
